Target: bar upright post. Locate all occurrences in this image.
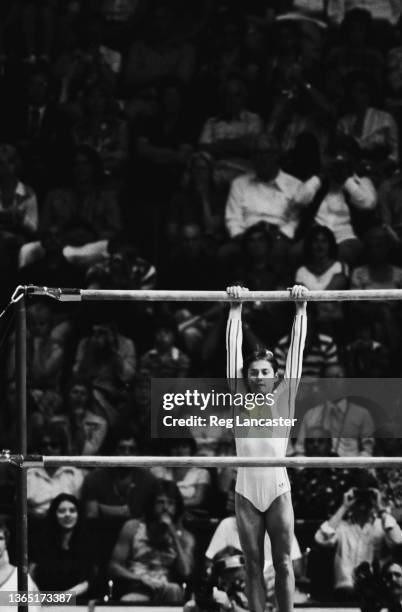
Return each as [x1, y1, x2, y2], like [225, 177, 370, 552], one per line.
[16, 294, 28, 612]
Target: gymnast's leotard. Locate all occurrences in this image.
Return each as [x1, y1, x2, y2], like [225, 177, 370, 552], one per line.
[226, 305, 307, 512]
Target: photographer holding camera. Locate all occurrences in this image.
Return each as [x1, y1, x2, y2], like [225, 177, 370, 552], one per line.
[184, 547, 249, 612]
[293, 140, 377, 265]
[353, 559, 402, 612]
[315, 486, 402, 602]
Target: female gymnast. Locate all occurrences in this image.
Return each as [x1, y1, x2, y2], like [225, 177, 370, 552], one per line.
[226, 284, 308, 612]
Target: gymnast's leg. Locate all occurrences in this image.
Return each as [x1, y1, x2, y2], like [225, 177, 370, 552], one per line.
[265, 491, 294, 612]
[235, 491, 266, 612]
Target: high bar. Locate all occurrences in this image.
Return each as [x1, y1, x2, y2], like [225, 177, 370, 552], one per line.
[24, 286, 402, 302]
[18, 455, 402, 469]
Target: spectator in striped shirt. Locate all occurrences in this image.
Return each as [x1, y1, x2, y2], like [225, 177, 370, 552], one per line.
[274, 310, 339, 378]
[140, 324, 190, 378]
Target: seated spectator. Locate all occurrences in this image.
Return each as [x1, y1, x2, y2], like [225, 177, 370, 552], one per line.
[126, 374, 151, 439]
[327, 1, 401, 25]
[266, 21, 305, 100]
[86, 232, 156, 291]
[82, 429, 157, 520]
[267, 72, 334, 158]
[3, 68, 73, 197]
[73, 84, 128, 179]
[337, 71, 399, 166]
[223, 135, 303, 273]
[7, 300, 65, 393]
[123, 5, 196, 93]
[0, 143, 38, 295]
[198, 15, 248, 94]
[20, 146, 122, 270]
[132, 80, 196, 256]
[295, 226, 348, 340]
[18, 226, 86, 289]
[325, 10, 384, 88]
[199, 75, 263, 183]
[140, 323, 190, 378]
[294, 141, 377, 265]
[345, 316, 390, 376]
[0, 521, 40, 612]
[168, 153, 226, 240]
[0, 2, 19, 68]
[234, 221, 287, 290]
[378, 169, 402, 249]
[385, 21, 402, 124]
[108, 479, 195, 604]
[27, 425, 84, 517]
[289, 426, 354, 519]
[76, 406, 111, 456]
[54, 13, 121, 106]
[89, 0, 142, 41]
[161, 222, 218, 292]
[295, 362, 375, 456]
[26, 301, 64, 391]
[275, 313, 339, 378]
[65, 380, 92, 442]
[352, 225, 402, 290]
[351, 225, 402, 352]
[314, 487, 402, 601]
[381, 560, 402, 612]
[374, 432, 402, 523]
[30, 494, 92, 598]
[73, 319, 136, 395]
[20, 0, 56, 63]
[151, 437, 211, 511]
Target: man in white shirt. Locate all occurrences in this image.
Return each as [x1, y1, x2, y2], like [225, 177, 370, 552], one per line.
[295, 363, 375, 457]
[315, 487, 402, 600]
[221, 136, 302, 273]
[294, 148, 377, 264]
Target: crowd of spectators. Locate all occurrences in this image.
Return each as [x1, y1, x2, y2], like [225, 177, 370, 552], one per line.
[1, 0, 402, 608]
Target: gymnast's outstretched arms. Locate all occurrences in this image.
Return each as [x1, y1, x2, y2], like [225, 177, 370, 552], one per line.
[225, 285, 308, 398]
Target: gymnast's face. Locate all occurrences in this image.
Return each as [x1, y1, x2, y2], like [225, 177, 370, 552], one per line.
[247, 359, 276, 395]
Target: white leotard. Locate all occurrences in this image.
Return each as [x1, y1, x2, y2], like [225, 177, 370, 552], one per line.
[226, 305, 307, 512]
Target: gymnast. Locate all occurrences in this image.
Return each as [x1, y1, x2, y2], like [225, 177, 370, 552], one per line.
[226, 284, 307, 612]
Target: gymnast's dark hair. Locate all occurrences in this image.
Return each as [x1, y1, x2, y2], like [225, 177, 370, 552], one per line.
[243, 348, 279, 378]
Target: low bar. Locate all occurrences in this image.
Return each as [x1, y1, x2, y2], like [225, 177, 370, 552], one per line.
[20, 455, 402, 469]
[25, 287, 402, 302]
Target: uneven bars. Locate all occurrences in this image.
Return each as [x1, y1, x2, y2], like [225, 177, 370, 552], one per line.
[24, 286, 402, 302]
[19, 455, 402, 469]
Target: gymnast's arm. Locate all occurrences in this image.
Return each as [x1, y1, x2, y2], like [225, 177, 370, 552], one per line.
[281, 285, 307, 429]
[226, 286, 248, 394]
[283, 285, 308, 383]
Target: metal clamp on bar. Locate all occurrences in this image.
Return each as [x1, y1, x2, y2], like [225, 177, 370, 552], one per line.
[0, 450, 24, 468]
[25, 286, 82, 301]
